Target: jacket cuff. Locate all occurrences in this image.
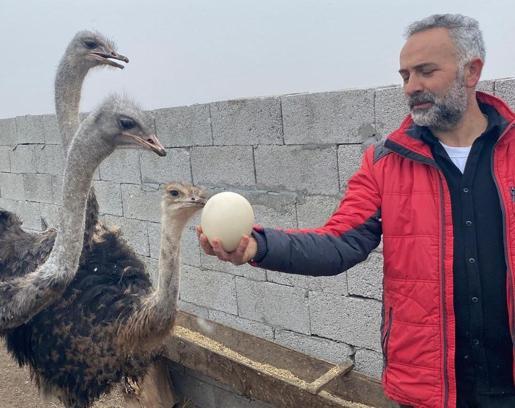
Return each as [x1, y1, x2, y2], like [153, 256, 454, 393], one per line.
[249, 228, 268, 264]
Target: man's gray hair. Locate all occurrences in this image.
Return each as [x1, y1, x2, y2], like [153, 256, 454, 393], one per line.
[405, 14, 485, 64]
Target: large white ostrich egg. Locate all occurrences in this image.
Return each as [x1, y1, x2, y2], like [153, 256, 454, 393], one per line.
[200, 192, 254, 252]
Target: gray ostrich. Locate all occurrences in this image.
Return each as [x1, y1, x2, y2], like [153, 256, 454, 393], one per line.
[56, 30, 129, 156]
[0, 95, 164, 332]
[54, 30, 177, 407]
[0, 31, 131, 282]
[1, 30, 174, 407]
[55, 30, 131, 250]
[7, 181, 207, 408]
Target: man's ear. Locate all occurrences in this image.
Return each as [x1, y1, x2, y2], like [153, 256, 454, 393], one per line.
[464, 58, 484, 88]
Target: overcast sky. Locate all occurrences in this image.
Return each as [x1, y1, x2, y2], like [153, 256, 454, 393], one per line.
[0, 0, 513, 119]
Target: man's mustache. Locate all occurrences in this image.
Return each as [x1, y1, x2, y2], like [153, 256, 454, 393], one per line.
[408, 92, 436, 109]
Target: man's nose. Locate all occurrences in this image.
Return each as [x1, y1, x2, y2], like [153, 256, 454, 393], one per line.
[404, 75, 423, 96]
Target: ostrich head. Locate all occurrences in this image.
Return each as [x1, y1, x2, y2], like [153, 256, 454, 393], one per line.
[162, 182, 207, 221]
[72, 95, 167, 160]
[65, 30, 129, 70]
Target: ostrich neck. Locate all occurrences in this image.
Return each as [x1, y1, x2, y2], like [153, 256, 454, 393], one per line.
[55, 60, 88, 155]
[42, 136, 108, 284]
[155, 213, 188, 311]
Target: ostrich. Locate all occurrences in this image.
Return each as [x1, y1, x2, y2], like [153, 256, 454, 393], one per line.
[56, 30, 129, 156]
[1, 30, 174, 406]
[54, 30, 178, 406]
[0, 31, 129, 281]
[0, 95, 165, 332]
[7, 182, 207, 408]
[55, 30, 130, 251]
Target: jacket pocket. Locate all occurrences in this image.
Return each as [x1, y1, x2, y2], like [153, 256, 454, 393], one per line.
[381, 307, 393, 370]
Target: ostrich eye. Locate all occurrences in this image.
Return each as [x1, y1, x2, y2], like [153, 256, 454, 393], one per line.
[169, 190, 180, 197]
[83, 40, 98, 49]
[119, 117, 136, 130]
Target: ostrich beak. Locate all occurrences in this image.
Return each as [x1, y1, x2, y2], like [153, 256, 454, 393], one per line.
[89, 51, 129, 69]
[120, 132, 167, 156]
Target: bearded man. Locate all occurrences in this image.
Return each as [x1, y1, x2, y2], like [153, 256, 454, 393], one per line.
[197, 14, 515, 407]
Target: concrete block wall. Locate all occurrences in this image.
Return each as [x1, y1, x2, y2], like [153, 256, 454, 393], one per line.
[0, 79, 513, 382]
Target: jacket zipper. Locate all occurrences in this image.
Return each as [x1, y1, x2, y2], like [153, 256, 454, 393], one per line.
[384, 139, 450, 407]
[491, 122, 515, 355]
[382, 307, 393, 370]
[437, 174, 449, 408]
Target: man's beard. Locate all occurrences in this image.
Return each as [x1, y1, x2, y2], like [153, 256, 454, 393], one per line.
[408, 71, 468, 131]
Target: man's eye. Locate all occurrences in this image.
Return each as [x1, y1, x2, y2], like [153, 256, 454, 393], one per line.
[422, 70, 435, 76]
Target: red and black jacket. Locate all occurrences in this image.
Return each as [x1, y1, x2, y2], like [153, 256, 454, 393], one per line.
[252, 92, 515, 407]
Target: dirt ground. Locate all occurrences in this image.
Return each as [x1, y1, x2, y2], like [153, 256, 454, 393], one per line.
[0, 343, 125, 408]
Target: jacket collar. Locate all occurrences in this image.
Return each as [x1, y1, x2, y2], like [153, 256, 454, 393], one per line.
[384, 92, 515, 163]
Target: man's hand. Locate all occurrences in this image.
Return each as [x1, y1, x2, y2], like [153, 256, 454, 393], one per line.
[196, 226, 257, 265]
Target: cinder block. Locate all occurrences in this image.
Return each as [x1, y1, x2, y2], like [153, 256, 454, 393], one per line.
[0, 197, 18, 213]
[140, 147, 191, 184]
[281, 89, 375, 144]
[274, 329, 353, 364]
[0, 173, 25, 200]
[14, 115, 46, 144]
[210, 97, 283, 145]
[0, 146, 11, 172]
[102, 214, 150, 257]
[200, 251, 267, 281]
[495, 78, 515, 109]
[39, 202, 61, 229]
[179, 265, 238, 314]
[99, 150, 141, 184]
[267, 270, 348, 297]
[14, 201, 42, 231]
[477, 79, 494, 94]
[121, 183, 161, 222]
[35, 144, 65, 175]
[309, 291, 382, 351]
[347, 252, 384, 301]
[141, 256, 159, 286]
[40, 114, 61, 145]
[172, 367, 274, 408]
[191, 146, 255, 187]
[209, 310, 274, 340]
[23, 174, 54, 203]
[93, 181, 123, 216]
[246, 190, 297, 229]
[51, 175, 63, 205]
[148, 221, 161, 259]
[354, 348, 383, 380]
[338, 144, 364, 187]
[375, 86, 409, 138]
[236, 278, 310, 334]
[10, 145, 37, 173]
[180, 225, 202, 267]
[153, 104, 212, 147]
[148, 222, 201, 267]
[296, 194, 340, 228]
[255, 145, 339, 194]
[0, 118, 17, 145]
[177, 300, 210, 318]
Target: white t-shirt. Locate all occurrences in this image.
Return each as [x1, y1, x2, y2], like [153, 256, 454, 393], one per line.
[439, 141, 472, 174]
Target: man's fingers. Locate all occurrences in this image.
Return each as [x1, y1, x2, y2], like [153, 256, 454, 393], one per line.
[197, 229, 250, 265]
[196, 227, 217, 256]
[211, 239, 229, 260]
[235, 235, 249, 255]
